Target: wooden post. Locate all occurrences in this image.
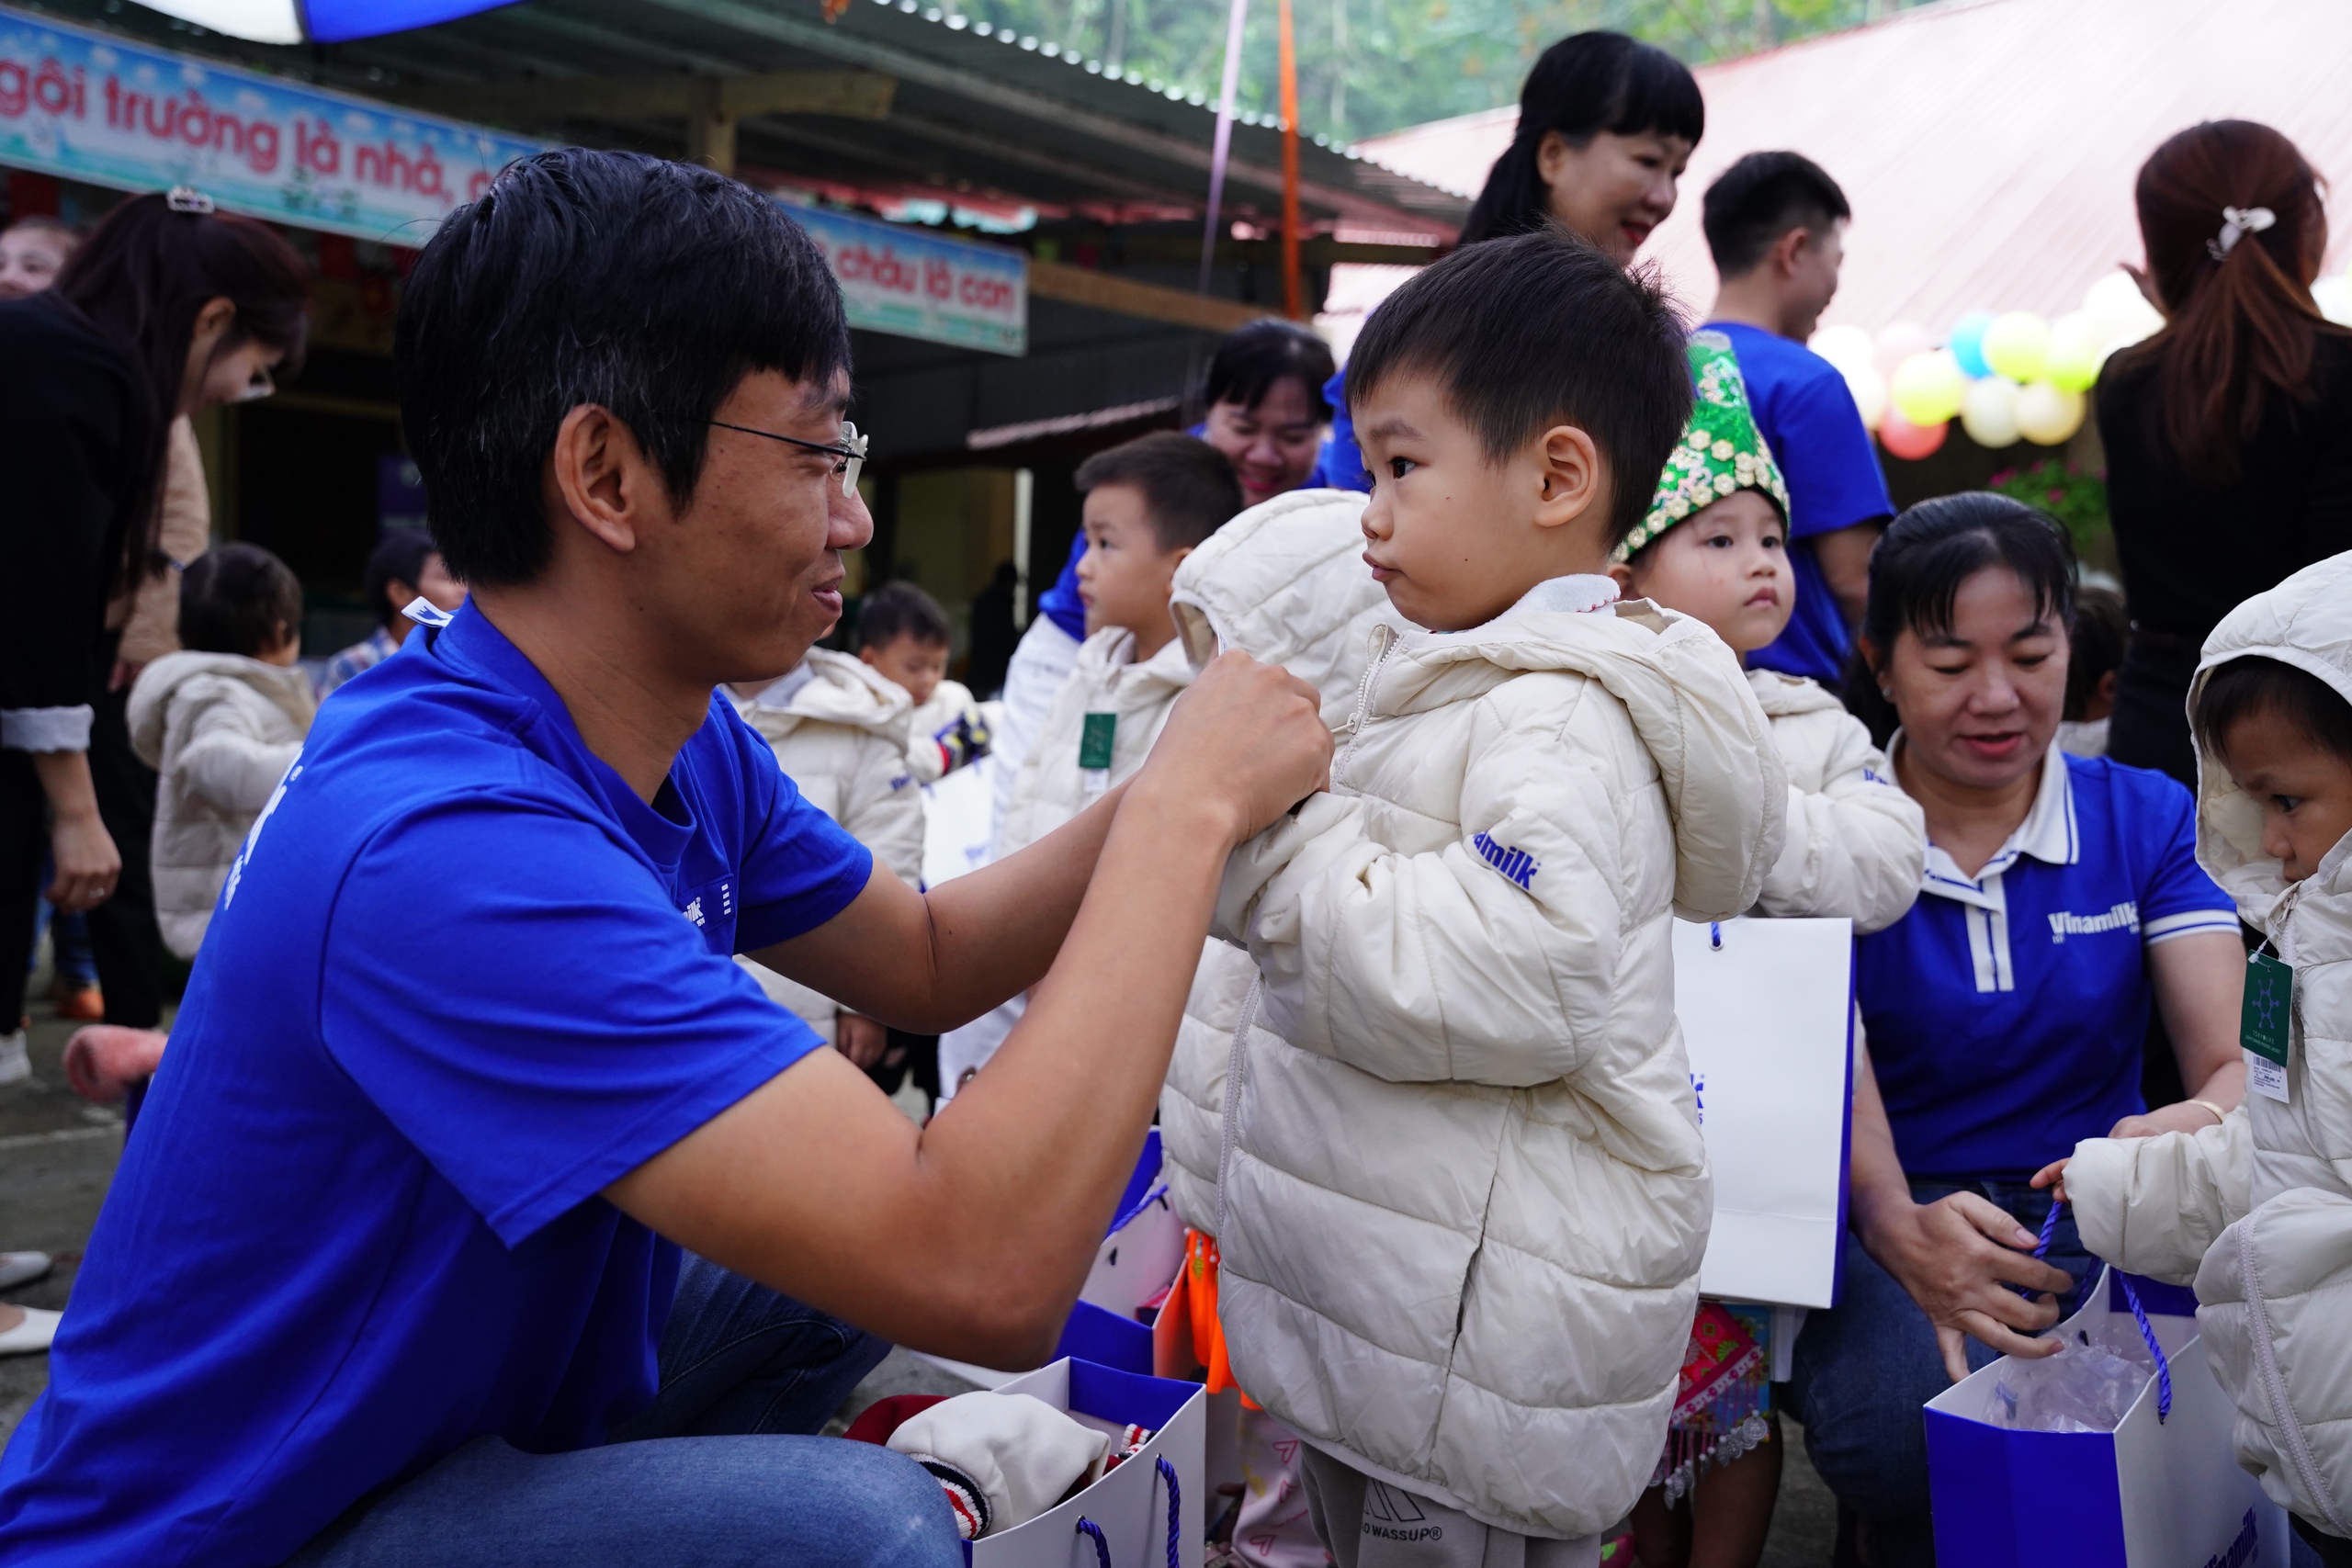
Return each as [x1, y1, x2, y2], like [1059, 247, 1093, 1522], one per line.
[1278, 0, 1303, 320]
[685, 78, 738, 176]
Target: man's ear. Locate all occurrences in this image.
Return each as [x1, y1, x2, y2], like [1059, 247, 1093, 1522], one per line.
[546, 404, 661, 556]
[1773, 225, 1811, 279]
[1532, 423, 1604, 532]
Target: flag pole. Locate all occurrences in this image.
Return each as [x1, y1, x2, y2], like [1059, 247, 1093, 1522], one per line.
[1278, 0, 1303, 319]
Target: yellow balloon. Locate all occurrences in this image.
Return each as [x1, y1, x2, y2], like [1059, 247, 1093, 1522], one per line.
[1890, 349, 1966, 427]
[1842, 362, 1887, 432]
[2015, 381, 2086, 446]
[1982, 312, 2051, 384]
[1960, 376, 2022, 448]
[2045, 312, 2104, 393]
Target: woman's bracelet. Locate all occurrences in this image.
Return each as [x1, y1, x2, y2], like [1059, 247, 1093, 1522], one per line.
[2188, 1098, 2229, 1126]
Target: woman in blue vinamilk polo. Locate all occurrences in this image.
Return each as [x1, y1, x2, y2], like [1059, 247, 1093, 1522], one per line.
[1781, 494, 2247, 1568]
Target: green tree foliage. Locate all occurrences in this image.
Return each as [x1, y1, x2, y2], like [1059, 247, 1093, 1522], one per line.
[955, 0, 1922, 145]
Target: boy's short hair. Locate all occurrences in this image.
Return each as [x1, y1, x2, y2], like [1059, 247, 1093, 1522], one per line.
[1204, 319, 1335, 422]
[857, 581, 952, 651]
[1074, 433, 1246, 552]
[1702, 152, 1851, 279]
[363, 530, 440, 631]
[180, 544, 303, 659]
[1345, 229, 1692, 547]
[395, 149, 850, 589]
[2195, 655, 2352, 767]
[2065, 584, 2131, 722]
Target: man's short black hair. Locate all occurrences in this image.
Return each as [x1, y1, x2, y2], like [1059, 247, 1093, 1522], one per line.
[363, 529, 441, 630]
[395, 149, 851, 588]
[857, 581, 952, 651]
[180, 543, 303, 659]
[1344, 229, 1692, 547]
[2196, 655, 2352, 768]
[1204, 319, 1335, 422]
[1075, 433, 1246, 552]
[1702, 152, 1852, 278]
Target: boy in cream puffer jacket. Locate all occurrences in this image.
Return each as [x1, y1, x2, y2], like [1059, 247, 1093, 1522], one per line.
[1204, 233, 1787, 1561]
[727, 649, 922, 1052]
[128, 545, 317, 961]
[936, 433, 1245, 1096]
[2048, 551, 2352, 1559]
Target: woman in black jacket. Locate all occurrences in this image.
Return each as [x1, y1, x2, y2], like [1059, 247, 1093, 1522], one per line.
[2098, 119, 2352, 786]
[0, 190, 307, 1075]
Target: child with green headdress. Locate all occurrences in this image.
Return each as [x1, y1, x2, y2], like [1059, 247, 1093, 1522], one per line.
[1613, 331, 1927, 1568]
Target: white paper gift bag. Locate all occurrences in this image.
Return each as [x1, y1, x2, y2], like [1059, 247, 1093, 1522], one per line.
[1077, 1131, 1186, 1321]
[970, 1358, 1206, 1568]
[1925, 1267, 2288, 1567]
[1671, 917, 1853, 1309]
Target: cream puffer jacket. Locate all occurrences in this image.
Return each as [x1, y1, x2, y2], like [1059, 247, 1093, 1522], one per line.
[1747, 669, 1924, 935]
[904, 677, 994, 785]
[128, 651, 317, 960]
[2064, 550, 2352, 1539]
[997, 626, 1195, 858]
[1203, 542, 1788, 1537]
[729, 650, 921, 1043]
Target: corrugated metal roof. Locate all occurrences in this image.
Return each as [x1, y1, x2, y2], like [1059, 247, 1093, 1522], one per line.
[1358, 0, 2352, 333]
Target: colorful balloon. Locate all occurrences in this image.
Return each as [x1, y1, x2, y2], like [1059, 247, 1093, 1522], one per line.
[2045, 312, 2105, 392]
[1879, 410, 1948, 460]
[1959, 376, 2022, 448]
[1874, 321, 1933, 378]
[1890, 348, 1967, 427]
[2314, 276, 2352, 327]
[2015, 381, 2086, 446]
[2083, 273, 2162, 349]
[1948, 310, 1996, 378]
[1982, 312, 2052, 384]
[1842, 362, 1887, 432]
[1809, 323, 1876, 375]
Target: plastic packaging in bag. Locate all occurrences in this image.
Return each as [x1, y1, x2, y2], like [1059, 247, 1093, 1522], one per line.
[1987, 1333, 2155, 1433]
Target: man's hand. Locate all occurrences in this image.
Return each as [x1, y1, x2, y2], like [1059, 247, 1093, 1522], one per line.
[835, 1012, 888, 1070]
[1862, 1193, 2073, 1382]
[2031, 1156, 2070, 1206]
[1136, 651, 1330, 844]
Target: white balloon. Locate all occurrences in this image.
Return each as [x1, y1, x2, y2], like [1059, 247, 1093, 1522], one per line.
[1842, 362, 1887, 431]
[1874, 321, 1933, 378]
[2315, 276, 2352, 327]
[2084, 272, 2163, 348]
[1959, 376, 2022, 448]
[2016, 380, 2086, 446]
[1809, 323, 1876, 375]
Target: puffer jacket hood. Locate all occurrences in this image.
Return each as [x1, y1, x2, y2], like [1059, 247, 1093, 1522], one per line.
[126, 652, 316, 960]
[1190, 508, 1784, 1538]
[729, 648, 911, 742]
[2065, 550, 2352, 1537]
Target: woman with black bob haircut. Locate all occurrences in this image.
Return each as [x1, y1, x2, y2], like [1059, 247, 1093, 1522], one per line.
[1459, 30, 1704, 257]
[0, 189, 307, 1092]
[1785, 493, 2248, 1565]
[1194, 317, 1334, 509]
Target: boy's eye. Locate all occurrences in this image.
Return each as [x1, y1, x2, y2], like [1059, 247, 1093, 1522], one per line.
[2273, 794, 2305, 813]
[1389, 457, 1417, 479]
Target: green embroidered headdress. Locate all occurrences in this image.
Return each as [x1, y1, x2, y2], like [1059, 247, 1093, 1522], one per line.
[1613, 330, 1792, 563]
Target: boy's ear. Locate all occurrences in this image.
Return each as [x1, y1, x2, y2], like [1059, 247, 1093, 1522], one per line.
[1606, 560, 1638, 597]
[856, 646, 881, 668]
[1532, 423, 1604, 532]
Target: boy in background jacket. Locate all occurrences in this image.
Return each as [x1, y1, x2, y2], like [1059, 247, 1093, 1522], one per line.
[857, 581, 994, 786]
[937, 433, 1244, 1096]
[1206, 231, 1786, 1563]
[2046, 551, 2352, 1563]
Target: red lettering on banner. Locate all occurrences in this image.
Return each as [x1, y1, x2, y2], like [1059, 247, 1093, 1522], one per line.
[0, 62, 25, 118]
[297, 118, 342, 176]
[958, 273, 1013, 313]
[925, 258, 953, 299]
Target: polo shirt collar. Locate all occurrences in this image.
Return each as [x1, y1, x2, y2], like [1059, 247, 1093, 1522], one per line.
[1899, 734, 2077, 912]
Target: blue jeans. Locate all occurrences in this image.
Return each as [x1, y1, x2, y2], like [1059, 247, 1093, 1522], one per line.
[286, 1256, 956, 1568]
[1782, 1179, 2093, 1568]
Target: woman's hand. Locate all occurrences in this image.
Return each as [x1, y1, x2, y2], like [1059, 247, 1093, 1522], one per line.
[1860, 1192, 2074, 1382]
[30, 751, 120, 914]
[2031, 1156, 2069, 1206]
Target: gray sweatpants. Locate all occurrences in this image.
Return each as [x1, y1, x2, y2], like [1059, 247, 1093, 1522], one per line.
[1297, 1447, 1602, 1568]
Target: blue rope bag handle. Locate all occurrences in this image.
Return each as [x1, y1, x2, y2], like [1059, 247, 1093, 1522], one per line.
[2034, 1197, 2174, 1423]
[1073, 1455, 1182, 1568]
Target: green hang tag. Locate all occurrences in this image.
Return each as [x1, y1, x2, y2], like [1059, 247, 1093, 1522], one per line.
[2242, 949, 2293, 1066]
[1078, 712, 1117, 773]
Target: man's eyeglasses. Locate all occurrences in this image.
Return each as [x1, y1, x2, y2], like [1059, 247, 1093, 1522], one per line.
[708, 419, 869, 498]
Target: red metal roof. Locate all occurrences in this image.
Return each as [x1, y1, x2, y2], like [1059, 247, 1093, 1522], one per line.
[1355, 0, 2352, 336]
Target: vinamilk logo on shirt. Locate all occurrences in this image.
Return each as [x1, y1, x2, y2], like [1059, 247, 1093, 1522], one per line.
[2046, 900, 2139, 943]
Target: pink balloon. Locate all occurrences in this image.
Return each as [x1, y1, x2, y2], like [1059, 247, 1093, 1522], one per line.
[1879, 410, 1948, 461]
[1875, 321, 1934, 378]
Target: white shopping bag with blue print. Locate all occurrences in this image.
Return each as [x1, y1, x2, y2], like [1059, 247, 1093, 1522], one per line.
[968, 1358, 1205, 1568]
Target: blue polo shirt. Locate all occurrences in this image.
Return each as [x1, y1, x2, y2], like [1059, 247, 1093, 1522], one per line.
[1856, 742, 2236, 1179]
[1705, 322, 1894, 685]
[0, 605, 873, 1567]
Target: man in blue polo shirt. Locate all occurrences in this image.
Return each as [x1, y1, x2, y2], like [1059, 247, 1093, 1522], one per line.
[0, 151, 1331, 1568]
[1700, 152, 1894, 686]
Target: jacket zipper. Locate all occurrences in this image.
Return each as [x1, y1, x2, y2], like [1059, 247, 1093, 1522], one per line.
[1335, 625, 1396, 791]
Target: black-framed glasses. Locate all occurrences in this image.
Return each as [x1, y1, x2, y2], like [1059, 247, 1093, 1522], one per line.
[708, 418, 869, 498]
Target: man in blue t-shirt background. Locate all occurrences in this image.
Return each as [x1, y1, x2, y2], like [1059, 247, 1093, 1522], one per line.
[0, 151, 1333, 1568]
[1699, 152, 1894, 687]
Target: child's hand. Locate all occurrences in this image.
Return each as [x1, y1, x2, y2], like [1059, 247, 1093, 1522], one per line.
[2030, 1157, 2068, 1206]
[835, 1012, 888, 1069]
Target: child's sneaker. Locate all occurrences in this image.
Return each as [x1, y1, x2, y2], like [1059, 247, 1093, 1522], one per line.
[0, 1030, 28, 1086]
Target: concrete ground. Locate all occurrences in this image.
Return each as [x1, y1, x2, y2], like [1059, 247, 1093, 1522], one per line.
[0, 986, 1840, 1563]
